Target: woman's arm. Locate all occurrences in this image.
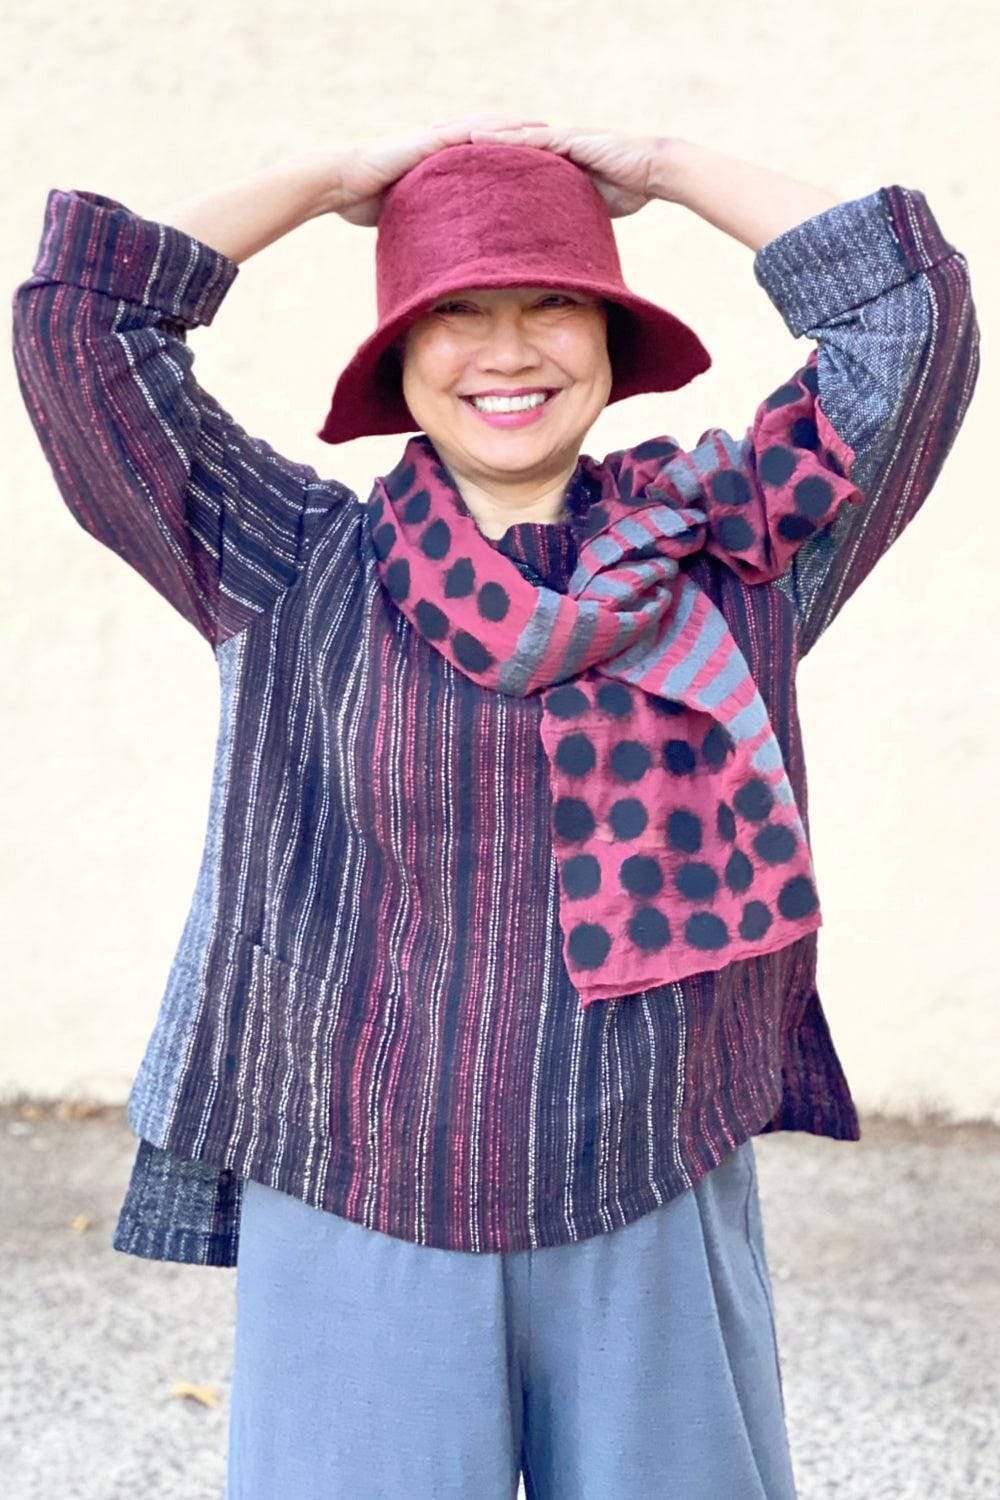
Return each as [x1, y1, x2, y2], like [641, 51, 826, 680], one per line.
[652, 160, 978, 656]
[11, 183, 353, 648]
[647, 137, 841, 251]
[650, 146, 979, 656]
[148, 114, 555, 260]
[146, 154, 345, 265]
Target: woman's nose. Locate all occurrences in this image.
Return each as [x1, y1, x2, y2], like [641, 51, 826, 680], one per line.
[479, 315, 541, 368]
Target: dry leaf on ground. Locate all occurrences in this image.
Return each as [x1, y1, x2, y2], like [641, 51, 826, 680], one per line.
[170, 1382, 221, 1408]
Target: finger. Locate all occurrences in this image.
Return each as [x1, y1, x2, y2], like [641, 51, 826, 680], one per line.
[431, 115, 550, 135]
[469, 124, 557, 140]
[469, 126, 569, 153]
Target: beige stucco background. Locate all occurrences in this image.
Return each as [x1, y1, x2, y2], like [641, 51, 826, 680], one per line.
[2, 1, 996, 1119]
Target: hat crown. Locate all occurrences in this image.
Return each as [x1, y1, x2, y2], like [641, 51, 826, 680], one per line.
[375, 143, 624, 319]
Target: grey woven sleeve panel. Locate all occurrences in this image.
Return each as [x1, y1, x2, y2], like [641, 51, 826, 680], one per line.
[112, 1138, 241, 1267]
[752, 185, 980, 659]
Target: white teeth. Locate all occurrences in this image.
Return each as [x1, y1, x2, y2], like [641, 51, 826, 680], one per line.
[470, 391, 550, 413]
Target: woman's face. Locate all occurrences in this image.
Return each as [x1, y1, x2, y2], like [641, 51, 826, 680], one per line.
[399, 286, 612, 488]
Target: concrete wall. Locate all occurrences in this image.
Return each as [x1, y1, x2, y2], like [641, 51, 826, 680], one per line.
[3, 0, 996, 1117]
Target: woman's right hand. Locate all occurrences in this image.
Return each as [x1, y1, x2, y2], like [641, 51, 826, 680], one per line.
[304, 114, 552, 227]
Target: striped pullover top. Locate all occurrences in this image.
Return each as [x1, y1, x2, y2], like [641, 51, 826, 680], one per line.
[11, 182, 979, 1265]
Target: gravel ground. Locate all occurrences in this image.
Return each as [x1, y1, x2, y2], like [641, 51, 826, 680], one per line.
[1, 1104, 997, 1499]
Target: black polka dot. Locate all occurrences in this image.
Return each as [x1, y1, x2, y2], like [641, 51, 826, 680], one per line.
[663, 739, 697, 776]
[648, 698, 686, 718]
[676, 862, 719, 901]
[368, 495, 385, 527]
[414, 599, 448, 639]
[724, 849, 754, 893]
[554, 797, 596, 843]
[824, 448, 845, 476]
[631, 438, 680, 462]
[734, 778, 774, 822]
[452, 631, 494, 674]
[384, 558, 410, 602]
[610, 740, 652, 782]
[715, 515, 756, 552]
[385, 462, 415, 500]
[759, 446, 797, 486]
[556, 733, 597, 777]
[793, 475, 834, 520]
[710, 469, 752, 507]
[561, 854, 601, 899]
[609, 798, 649, 840]
[477, 582, 510, 622]
[421, 518, 452, 560]
[402, 488, 431, 524]
[619, 854, 663, 898]
[753, 824, 798, 864]
[628, 906, 672, 951]
[667, 809, 702, 854]
[444, 558, 475, 598]
[372, 522, 397, 560]
[717, 802, 736, 842]
[766, 382, 801, 410]
[790, 416, 820, 451]
[596, 682, 633, 717]
[777, 515, 817, 542]
[685, 912, 729, 950]
[702, 724, 735, 770]
[568, 922, 612, 970]
[546, 684, 589, 719]
[800, 362, 819, 395]
[778, 876, 818, 919]
[740, 901, 772, 940]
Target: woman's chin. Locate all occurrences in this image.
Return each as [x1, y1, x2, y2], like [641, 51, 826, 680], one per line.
[463, 428, 567, 472]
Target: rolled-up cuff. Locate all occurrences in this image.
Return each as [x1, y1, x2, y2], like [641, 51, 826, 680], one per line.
[753, 184, 958, 337]
[29, 187, 239, 328]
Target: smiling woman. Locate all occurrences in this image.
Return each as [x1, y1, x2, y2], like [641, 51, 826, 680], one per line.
[398, 284, 612, 535]
[12, 114, 978, 1500]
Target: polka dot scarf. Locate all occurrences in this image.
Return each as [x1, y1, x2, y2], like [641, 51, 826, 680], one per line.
[366, 366, 860, 1003]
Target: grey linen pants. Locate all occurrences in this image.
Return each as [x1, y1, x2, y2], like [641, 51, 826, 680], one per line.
[224, 1136, 797, 1499]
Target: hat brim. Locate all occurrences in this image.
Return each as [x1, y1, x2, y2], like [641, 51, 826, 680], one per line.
[316, 273, 712, 444]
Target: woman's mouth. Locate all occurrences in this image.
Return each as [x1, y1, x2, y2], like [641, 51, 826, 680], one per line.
[460, 390, 560, 428]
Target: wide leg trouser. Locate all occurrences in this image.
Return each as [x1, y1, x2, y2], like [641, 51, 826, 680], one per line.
[224, 1137, 798, 1499]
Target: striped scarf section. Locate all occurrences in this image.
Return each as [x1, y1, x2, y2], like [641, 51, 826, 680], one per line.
[367, 384, 860, 1002]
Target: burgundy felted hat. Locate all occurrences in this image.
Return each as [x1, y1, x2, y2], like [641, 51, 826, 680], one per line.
[317, 142, 712, 444]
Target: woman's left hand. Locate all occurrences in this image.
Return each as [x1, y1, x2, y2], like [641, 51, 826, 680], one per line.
[467, 122, 667, 217]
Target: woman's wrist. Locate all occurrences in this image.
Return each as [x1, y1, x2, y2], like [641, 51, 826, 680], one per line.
[647, 137, 841, 252]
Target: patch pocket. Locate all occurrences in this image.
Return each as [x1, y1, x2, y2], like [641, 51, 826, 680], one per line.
[226, 931, 355, 1170]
